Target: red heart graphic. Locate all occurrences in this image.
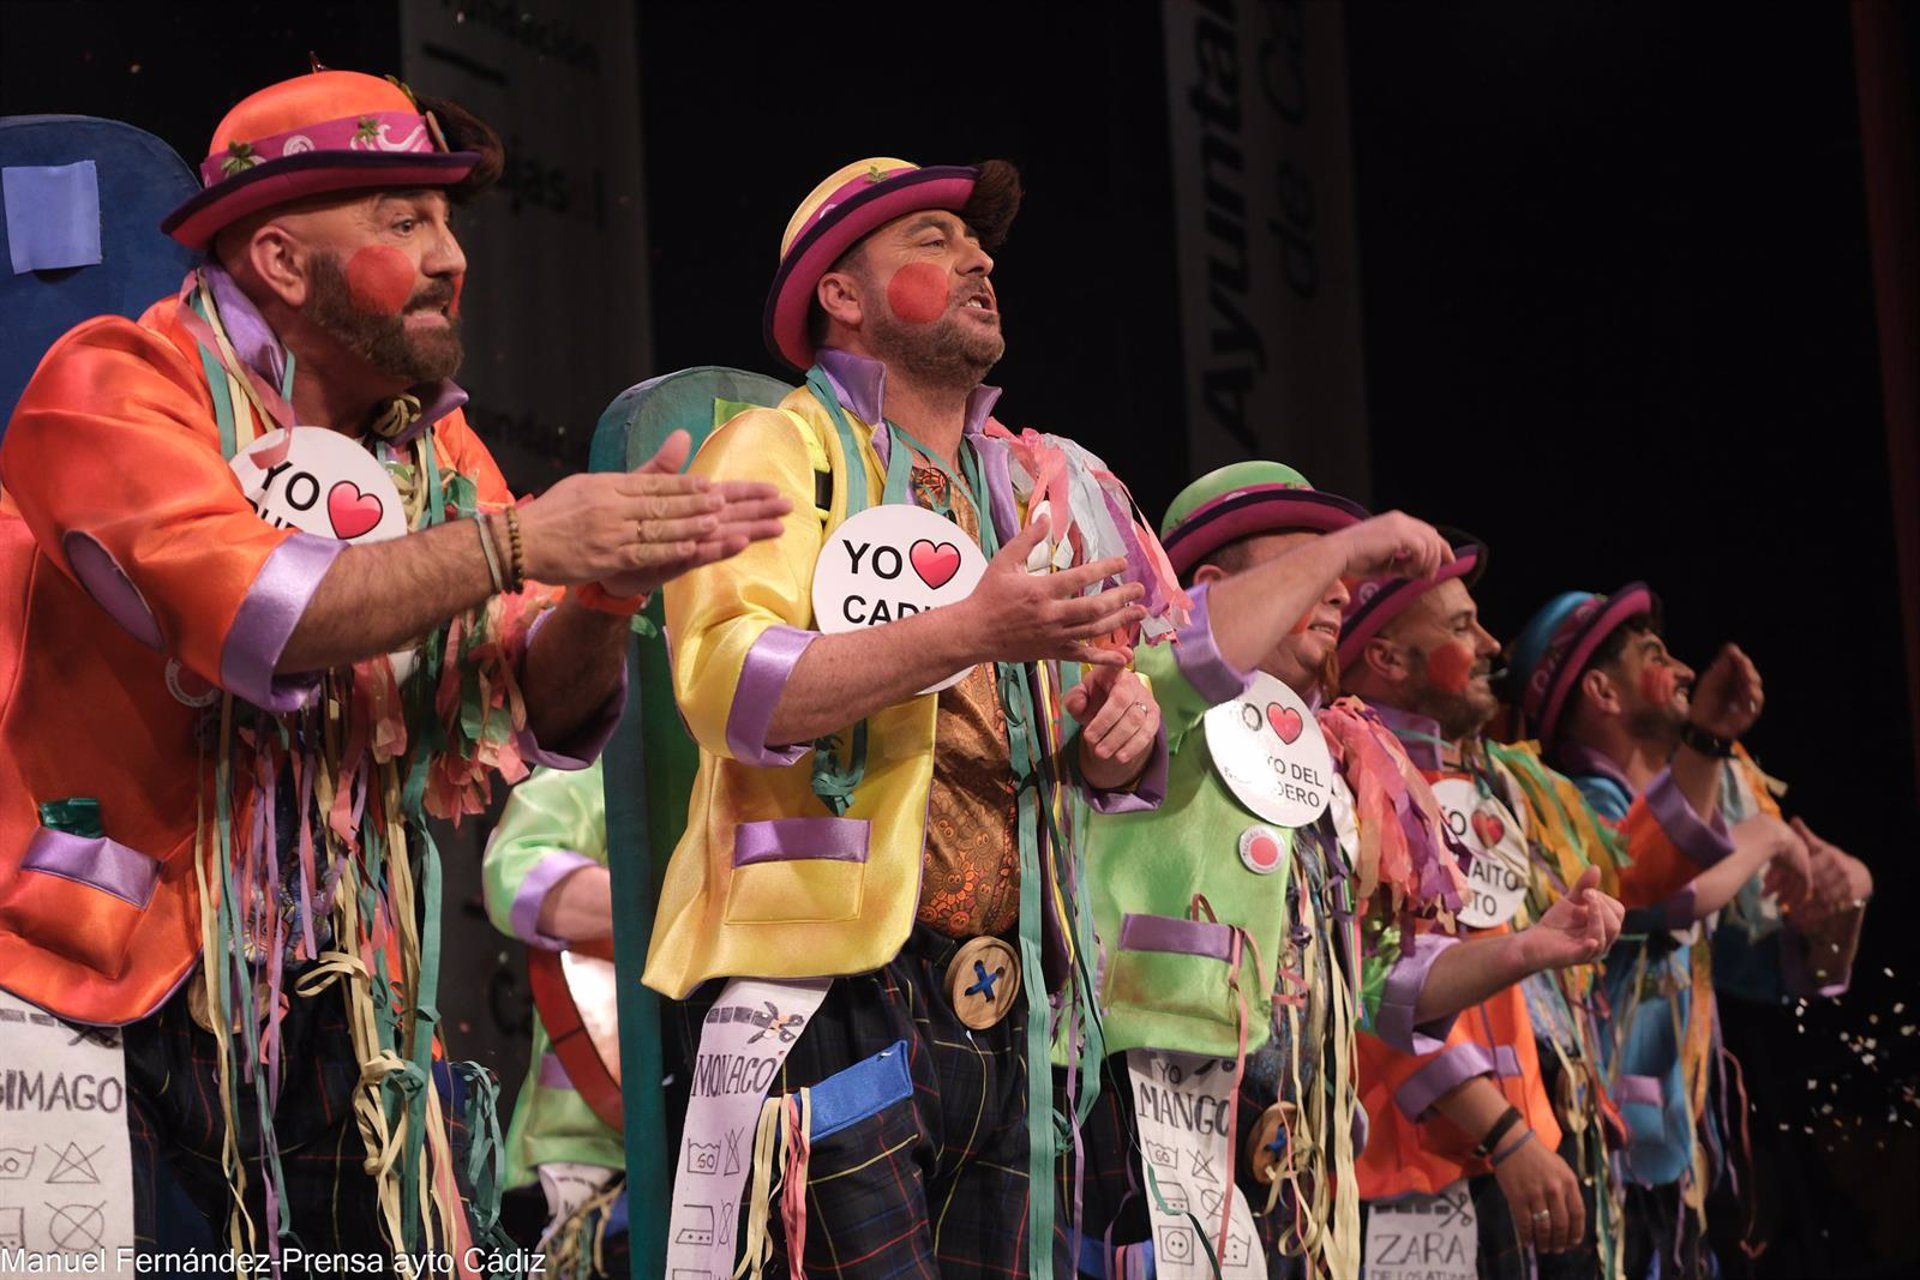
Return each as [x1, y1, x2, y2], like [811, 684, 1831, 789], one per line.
[1244, 833, 1281, 871]
[327, 481, 384, 540]
[910, 539, 962, 590]
[1266, 703, 1303, 745]
[1471, 810, 1506, 848]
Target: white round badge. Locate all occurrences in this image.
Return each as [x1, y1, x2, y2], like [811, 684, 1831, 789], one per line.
[230, 427, 408, 545]
[1430, 777, 1532, 928]
[1203, 672, 1334, 828]
[811, 504, 989, 694]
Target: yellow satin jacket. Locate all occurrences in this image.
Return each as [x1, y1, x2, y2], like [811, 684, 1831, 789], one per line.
[646, 382, 955, 999]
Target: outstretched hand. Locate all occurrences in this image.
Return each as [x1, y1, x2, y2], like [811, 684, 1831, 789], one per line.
[1518, 866, 1624, 970]
[530, 428, 792, 599]
[955, 519, 1145, 668]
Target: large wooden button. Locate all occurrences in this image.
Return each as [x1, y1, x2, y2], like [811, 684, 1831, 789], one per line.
[946, 937, 1021, 1031]
[1247, 1100, 1299, 1184]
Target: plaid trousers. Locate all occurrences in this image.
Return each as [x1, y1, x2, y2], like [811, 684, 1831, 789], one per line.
[124, 975, 477, 1265]
[670, 924, 1075, 1279]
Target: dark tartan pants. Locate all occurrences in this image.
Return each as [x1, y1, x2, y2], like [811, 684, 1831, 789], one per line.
[669, 924, 1074, 1279]
[124, 975, 475, 1271]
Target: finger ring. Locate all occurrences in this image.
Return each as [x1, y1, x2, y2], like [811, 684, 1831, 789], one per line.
[1532, 1210, 1552, 1222]
[635, 518, 651, 543]
[1130, 703, 1147, 716]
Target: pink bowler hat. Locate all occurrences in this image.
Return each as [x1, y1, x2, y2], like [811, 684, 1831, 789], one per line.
[1337, 531, 1486, 670]
[162, 70, 481, 251]
[763, 157, 1002, 371]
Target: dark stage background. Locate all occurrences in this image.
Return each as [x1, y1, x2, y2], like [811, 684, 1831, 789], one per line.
[4, 2, 1917, 1275]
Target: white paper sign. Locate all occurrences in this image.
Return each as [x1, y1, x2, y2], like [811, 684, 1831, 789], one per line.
[1362, 1182, 1478, 1280]
[810, 504, 989, 694]
[1204, 672, 1334, 828]
[1126, 1049, 1263, 1279]
[664, 977, 831, 1279]
[1431, 778, 1531, 929]
[230, 426, 408, 544]
[0, 988, 135, 1266]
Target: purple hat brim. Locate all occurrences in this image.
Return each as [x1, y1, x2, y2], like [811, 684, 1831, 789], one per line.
[1337, 541, 1486, 670]
[1533, 582, 1660, 748]
[762, 166, 979, 372]
[162, 149, 481, 250]
[1162, 485, 1369, 578]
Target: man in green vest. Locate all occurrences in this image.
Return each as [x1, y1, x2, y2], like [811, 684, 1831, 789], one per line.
[1080, 462, 1625, 1280]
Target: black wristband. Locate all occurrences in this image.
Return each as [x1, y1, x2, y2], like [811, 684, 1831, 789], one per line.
[1677, 720, 1736, 759]
[1473, 1105, 1525, 1159]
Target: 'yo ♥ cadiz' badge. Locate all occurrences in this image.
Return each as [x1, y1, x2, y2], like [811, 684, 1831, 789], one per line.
[1204, 672, 1334, 828]
[811, 504, 990, 694]
[230, 427, 408, 545]
[1430, 777, 1531, 927]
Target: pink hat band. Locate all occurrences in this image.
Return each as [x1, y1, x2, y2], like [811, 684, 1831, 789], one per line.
[198, 110, 437, 188]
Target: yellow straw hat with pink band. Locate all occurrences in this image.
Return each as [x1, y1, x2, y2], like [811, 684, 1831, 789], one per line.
[763, 156, 1017, 371]
[162, 69, 488, 251]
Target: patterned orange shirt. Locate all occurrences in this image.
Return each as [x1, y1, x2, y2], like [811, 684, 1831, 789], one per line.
[908, 462, 1020, 938]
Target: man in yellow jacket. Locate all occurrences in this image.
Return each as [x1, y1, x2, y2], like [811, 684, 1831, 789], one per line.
[650, 157, 1177, 1278]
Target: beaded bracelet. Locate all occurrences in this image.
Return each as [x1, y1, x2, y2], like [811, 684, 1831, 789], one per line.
[503, 505, 527, 592]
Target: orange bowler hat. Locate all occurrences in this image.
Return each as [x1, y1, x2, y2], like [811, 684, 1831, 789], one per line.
[762, 157, 986, 372]
[161, 70, 480, 251]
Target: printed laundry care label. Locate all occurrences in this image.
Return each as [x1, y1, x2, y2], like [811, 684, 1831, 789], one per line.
[664, 977, 831, 1277]
[1125, 1049, 1263, 1279]
[0, 987, 135, 1263]
[1363, 1181, 1477, 1280]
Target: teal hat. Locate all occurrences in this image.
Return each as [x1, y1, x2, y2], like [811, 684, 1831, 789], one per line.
[1508, 583, 1661, 747]
[1159, 461, 1368, 579]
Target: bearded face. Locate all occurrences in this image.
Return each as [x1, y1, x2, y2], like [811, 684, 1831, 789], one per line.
[305, 248, 463, 385]
[1404, 638, 1502, 739]
[863, 264, 1004, 388]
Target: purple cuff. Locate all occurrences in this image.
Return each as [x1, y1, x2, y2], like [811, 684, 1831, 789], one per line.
[509, 849, 599, 950]
[1643, 767, 1734, 868]
[1173, 582, 1255, 706]
[1779, 916, 1860, 997]
[518, 608, 628, 770]
[221, 532, 344, 712]
[1395, 1041, 1498, 1121]
[726, 625, 819, 766]
[1084, 724, 1168, 814]
[1375, 933, 1464, 1054]
[1648, 887, 1701, 930]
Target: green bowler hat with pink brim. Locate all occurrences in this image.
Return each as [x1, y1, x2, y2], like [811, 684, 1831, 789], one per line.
[1158, 460, 1370, 581]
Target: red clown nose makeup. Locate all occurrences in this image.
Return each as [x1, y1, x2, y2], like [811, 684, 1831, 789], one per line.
[1639, 663, 1678, 707]
[1424, 642, 1477, 695]
[344, 245, 416, 317]
[887, 261, 951, 324]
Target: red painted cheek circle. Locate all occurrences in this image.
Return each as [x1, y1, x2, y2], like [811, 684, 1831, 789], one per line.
[886, 261, 950, 324]
[1425, 642, 1477, 695]
[1639, 664, 1678, 706]
[345, 246, 417, 317]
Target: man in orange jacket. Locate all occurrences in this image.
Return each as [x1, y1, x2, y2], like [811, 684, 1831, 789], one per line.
[1336, 538, 1750, 1279]
[0, 69, 784, 1266]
